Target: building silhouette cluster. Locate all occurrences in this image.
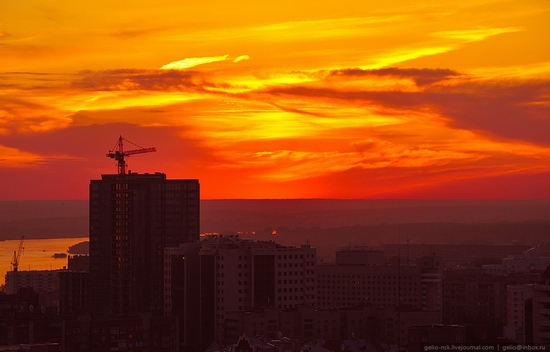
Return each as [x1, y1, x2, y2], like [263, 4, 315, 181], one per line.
[2, 171, 550, 351]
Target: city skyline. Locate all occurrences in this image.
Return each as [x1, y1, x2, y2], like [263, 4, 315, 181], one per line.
[1, 0, 550, 200]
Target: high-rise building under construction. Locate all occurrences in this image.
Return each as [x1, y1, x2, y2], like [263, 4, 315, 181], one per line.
[88, 172, 199, 316]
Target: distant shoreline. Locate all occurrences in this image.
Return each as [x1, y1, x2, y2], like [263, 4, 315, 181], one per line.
[2, 199, 550, 242]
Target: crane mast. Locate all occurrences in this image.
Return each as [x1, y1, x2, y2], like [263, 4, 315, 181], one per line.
[11, 235, 25, 272]
[107, 135, 156, 174]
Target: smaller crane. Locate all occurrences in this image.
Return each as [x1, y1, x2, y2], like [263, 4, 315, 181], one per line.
[107, 136, 156, 175]
[11, 235, 25, 272]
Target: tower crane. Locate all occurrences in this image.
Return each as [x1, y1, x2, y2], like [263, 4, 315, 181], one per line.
[11, 235, 25, 272]
[107, 136, 156, 175]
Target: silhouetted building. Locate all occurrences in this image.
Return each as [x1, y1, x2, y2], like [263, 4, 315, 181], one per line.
[504, 284, 534, 343]
[443, 267, 541, 339]
[317, 247, 429, 310]
[224, 307, 344, 343]
[317, 263, 422, 309]
[88, 172, 199, 317]
[483, 246, 550, 276]
[4, 270, 62, 296]
[188, 234, 316, 346]
[506, 266, 550, 344]
[383, 244, 529, 268]
[0, 288, 62, 346]
[531, 280, 550, 344]
[67, 255, 89, 272]
[335, 246, 384, 265]
[62, 313, 178, 351]
[59, 271, 89, 315]
[224, 306, 440, 348]
[442, 268, 505, 336]
[163, 241, 202, 350]
[417, 254, 443, 313]
[374, 308, 441, 347]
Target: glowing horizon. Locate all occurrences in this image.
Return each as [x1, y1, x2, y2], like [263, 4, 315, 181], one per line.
[1, 0, 549, 200]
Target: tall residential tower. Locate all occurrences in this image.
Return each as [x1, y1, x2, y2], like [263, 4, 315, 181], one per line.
[89, 172, 199, 317]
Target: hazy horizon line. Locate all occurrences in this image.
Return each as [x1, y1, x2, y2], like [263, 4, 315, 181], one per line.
[2, 198, 550, 202]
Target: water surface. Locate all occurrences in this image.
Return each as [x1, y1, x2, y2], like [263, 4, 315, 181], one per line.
[0, 237, 87, 287]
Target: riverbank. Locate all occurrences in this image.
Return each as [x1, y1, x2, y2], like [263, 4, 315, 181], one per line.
[0, 237, 87, 287]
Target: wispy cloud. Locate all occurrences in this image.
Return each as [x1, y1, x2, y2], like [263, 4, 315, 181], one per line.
[0, 145, 47, 166]
[362, 46, 458, 69]
[161, 55, 229, 70]
[108, 26, 170, 39]
[234, 55, 250, 63]
[432, 27, 523, 42]
[327, 67, 464, 86]
[73, 69, 203, 91]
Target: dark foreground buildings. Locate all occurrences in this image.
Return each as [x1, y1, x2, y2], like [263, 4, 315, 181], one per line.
[7, 169, 550, 350]
[88, 172, 200, 317]
[163, 235, 317, 348]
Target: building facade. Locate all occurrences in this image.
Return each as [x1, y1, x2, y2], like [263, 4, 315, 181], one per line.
[187, 235, 316, 346]
[317, 264, 422, 309]
[4, 269, 62, 295]
[442, 268, 505, 335]
[163, 241, 202, 350]
[317, 247, 425, 310]
[59, 271, 89, 315]
[88, 172, 200, 317]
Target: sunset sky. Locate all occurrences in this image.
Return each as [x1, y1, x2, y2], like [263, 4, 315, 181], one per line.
[1, 0, 549, 199]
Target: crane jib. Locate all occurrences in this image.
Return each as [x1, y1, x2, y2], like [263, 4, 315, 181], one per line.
[106, 136, 156, 175]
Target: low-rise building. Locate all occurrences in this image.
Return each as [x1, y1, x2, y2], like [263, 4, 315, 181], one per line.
[483, 246, 550, 276]
[4, 270, 62, 296]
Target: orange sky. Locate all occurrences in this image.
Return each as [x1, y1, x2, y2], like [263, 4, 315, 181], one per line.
[1, 0, 549, 199]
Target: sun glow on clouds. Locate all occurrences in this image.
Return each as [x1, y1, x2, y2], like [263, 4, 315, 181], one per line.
[159, 54, 249, 75]
[161, 55, 229, 70]
[219, 145, 480, 182]
[234, 55, 249, 63]
[1, 0, 550, 199]
[432, 27, 523, 42]
[0, 145, 46, 166]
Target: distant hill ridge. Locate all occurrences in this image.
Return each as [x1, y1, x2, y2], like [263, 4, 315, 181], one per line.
[1, 199, 550, 241]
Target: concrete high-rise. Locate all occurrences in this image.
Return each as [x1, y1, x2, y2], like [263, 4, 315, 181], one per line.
[89, 172, 200, 317]
[165, 234, 316, 346]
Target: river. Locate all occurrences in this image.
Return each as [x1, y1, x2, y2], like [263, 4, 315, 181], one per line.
[0, 237, 88, 287]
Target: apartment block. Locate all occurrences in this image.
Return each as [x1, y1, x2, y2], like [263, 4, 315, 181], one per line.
[195, 235, 316, 345]
[88, 172, 199, 317]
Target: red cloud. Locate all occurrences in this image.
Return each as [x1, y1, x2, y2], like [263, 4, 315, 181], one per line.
[328, 67, 463, 86]
[256, 69, 550, 146]
[71, 69, 226, 92]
